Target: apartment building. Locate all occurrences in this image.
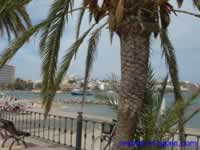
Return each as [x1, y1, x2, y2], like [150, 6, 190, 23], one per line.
[0, 64, 15, 85]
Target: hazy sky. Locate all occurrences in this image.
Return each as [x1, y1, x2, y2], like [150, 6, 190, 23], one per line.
[0, 1, 200, 83]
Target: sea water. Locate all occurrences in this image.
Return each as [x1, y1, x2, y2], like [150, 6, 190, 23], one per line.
[2, 91, 200, 129]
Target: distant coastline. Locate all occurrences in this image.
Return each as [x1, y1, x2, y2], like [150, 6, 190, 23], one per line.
[31, 89, 64, 94]
[155, 80, 199, 93]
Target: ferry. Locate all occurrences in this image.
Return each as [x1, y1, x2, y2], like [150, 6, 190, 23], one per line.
[71, 89, 93, 96]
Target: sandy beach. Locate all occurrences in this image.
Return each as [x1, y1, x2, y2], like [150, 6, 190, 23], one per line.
[11, 98, 114, 122]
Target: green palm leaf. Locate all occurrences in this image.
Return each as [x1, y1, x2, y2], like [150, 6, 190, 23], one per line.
[177, 0, 184, 8]
[55, 24, 96, 87]
[40, 0, 74, 51]
[193, 0, 200, 10]
[40, 0, 73, 100]
[160, 28, 185, 141]
[0, 22, 46, 68]
[39, 0, 76, 115]
[0, 0, 31, 39]
[81, 23, 106, 108]
[160, 29, 182, 101]
[75, 1, 87, 40]
[41, 24, 96, 115]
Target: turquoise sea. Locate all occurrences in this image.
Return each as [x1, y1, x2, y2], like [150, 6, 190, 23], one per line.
[2, 91, 200, 129]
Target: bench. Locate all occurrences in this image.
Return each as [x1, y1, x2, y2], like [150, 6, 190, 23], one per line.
[0, 119, 30, 150]
[0, 121, 6, 139]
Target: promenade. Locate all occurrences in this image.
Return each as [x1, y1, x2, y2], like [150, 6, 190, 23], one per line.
[0, 108, 112, 150]
[1, 103, 200, 150]
[0, 137, 74, 150]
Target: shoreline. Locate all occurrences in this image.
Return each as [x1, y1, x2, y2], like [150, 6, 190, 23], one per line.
[10, 103, 200, 137]
[1, 95, 200, 130]
[15, 99, 200, 133]
[12, 98, 115, 123]
[27, 107, 114, 123]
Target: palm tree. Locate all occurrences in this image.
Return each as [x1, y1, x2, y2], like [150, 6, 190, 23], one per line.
[0, 0, 31, 39]
[0, 0, 200, 149]
[97, 67, 200, 150]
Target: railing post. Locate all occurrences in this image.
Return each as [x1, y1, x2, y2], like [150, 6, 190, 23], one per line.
[76, 112, 83, 150]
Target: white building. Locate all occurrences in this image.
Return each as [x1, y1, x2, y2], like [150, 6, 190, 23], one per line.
[96, 80, 104, 90]
[0, 64, 15, 85]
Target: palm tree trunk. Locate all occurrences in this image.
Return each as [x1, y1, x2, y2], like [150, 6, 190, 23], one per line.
[112, 23, 151, 150]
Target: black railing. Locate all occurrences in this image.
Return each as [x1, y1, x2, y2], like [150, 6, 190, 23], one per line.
[1, 110, 200, 150]
[0, 111, 76, 147]
[0, 110, 113, 150]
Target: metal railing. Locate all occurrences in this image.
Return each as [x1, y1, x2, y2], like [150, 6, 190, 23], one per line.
[1, 110, 200, 150]
[166, 132, 200, 150]
[0, 110, 113, 150]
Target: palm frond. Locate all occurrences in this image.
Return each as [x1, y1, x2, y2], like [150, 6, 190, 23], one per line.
[0, 2, 80, 70]
[75, 1, 87, 40]
[40, 0, 73, 51]
[0, 22, 46, 68]
[41, 24, 96, 115]
[69, 0, 74, 14]
[89, 11, 93, 23]
[82, 23, 106, 106]
[183, 108, 200, 125]
[0, 0, 31, 39]
[193, 0, 200, 10]
[109, 30, 114, 44]
[160, 29, 182, 101]
[154, 74, 168, 114]
[161, 92, 200, 134]
[95, 91, 119, 110]
[177, 0, 184, 8]
[160, 29, 185, 140]
[159, 74, 168, 101]
[144, 64, 155, 110]
[55, 24, 95, 88]
[39, 0, 77, 116]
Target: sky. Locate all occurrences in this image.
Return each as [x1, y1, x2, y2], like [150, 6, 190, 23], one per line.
[0, 1, 200, 83]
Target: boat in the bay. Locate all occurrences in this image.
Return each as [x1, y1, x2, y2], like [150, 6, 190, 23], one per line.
[71, 89, 93, 96]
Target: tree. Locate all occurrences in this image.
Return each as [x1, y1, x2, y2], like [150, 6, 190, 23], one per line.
[13, 78, 34, 90]
[0, 0, 31, 39]
[97, 67, 200, 150]
[35, 82, 42, 89]
[0, 0, 31, 89]
[0, 0, 200, 149]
